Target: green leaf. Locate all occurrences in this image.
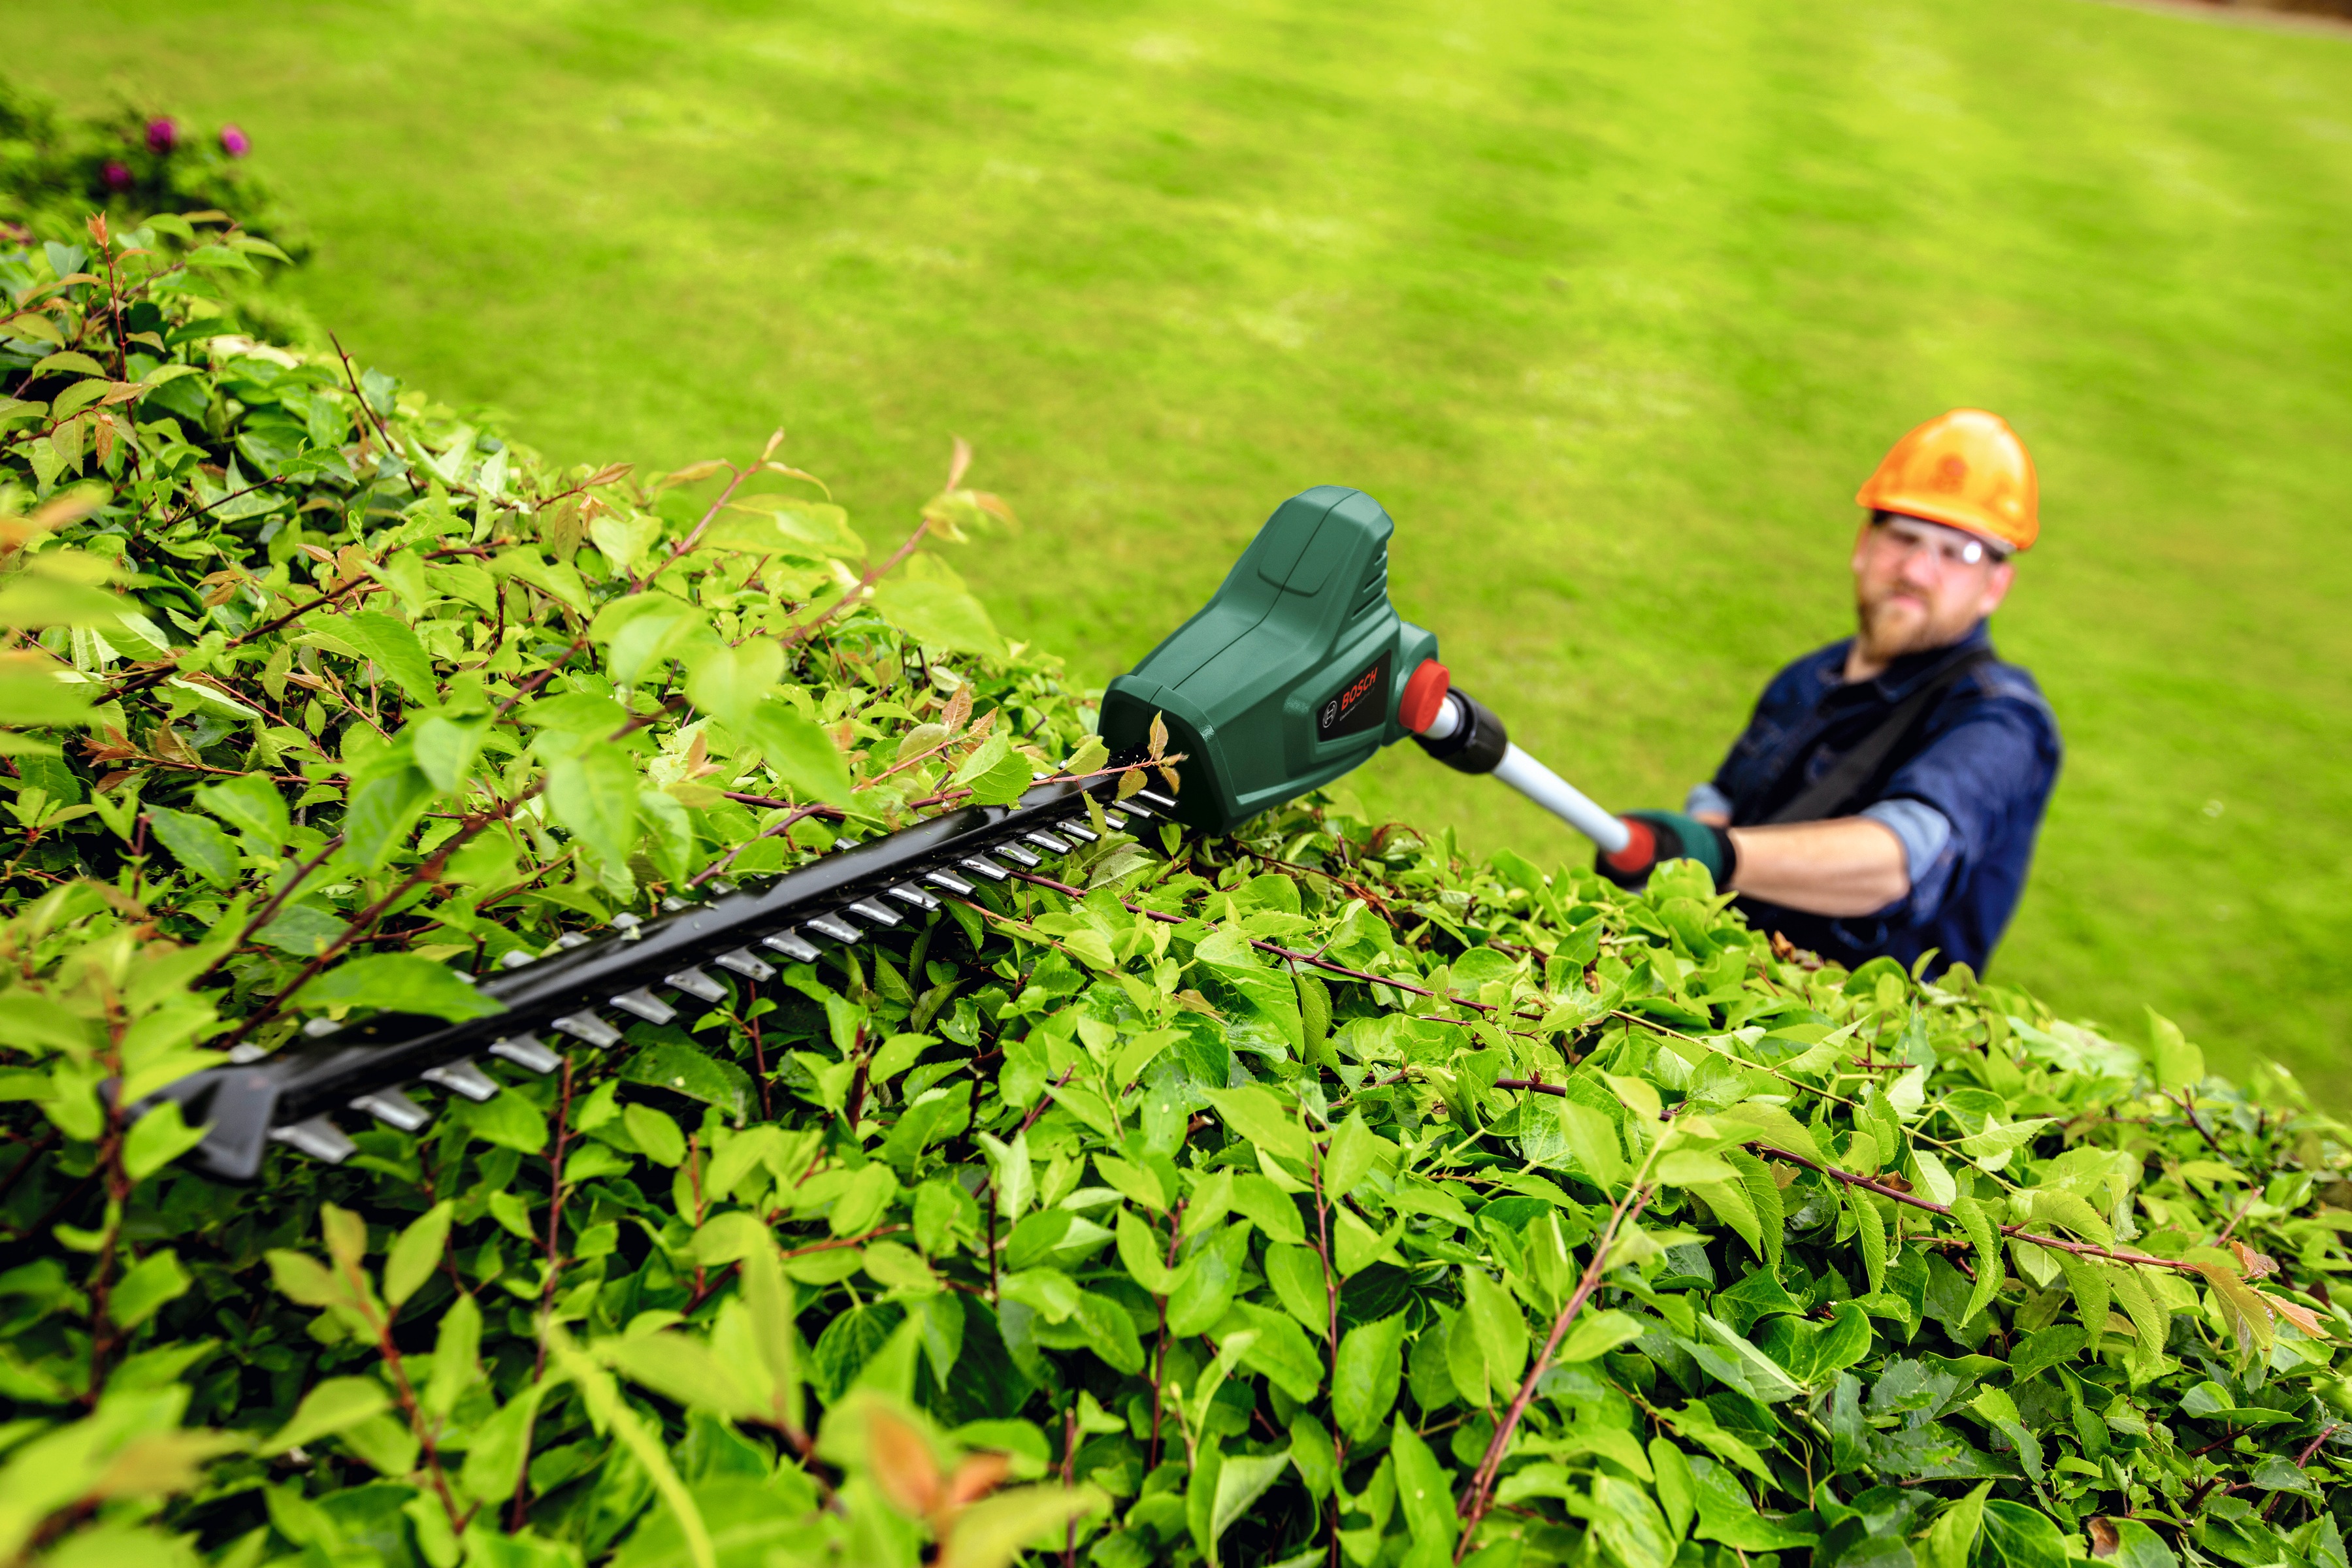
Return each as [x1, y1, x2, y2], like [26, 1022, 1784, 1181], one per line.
[423, 1291, 482, 1419]
[1978, 1501, 2067, 1568]
[625, 1103, 687, 1166]
[1332, 1313, 1407, 1443]
[1656, 1151, 1739, 1186]
[336, 610, 439, 704]
[1650, 1440, 1697, 1541]
[122, 1100, 209, 1182]
[1324, 1110, 1382, 1196]
[1209, 1448, 1292, 1563]
[964, 748, 1034, 808]
[1389, 1416, 1458, 1555]
[941, 1485, 1101, 1568]
[870, 578, 1004, 659]
[1202, 1085, 1316, 1166]
[1950, 1194, 2004, 1324]
[739, 1240, 804, 1435]
[1462, 1267, 1528, 1390]
[109, 1247, 190, 1328]
[2104, 1519, 2180, 1568]
[2148, 1008, 2203, 1094]
[546, 745, 641, 869]
[449, 1087, 549, 1154]
[1586, 1473, 1677, 1568]
[1688, 1454, 1812, 1550]
[622, 1041, 753, 1118]
[195, 772, 290, 849]
[384, 1201, 454, 1310]
[606, 1331, 759, 1420]
[1554, 1098, 1628, 1187]
[0, 660, 93, 727]
[299, 955, 504, 1021]
[1116, 1205, 1179, 1295]
[1557, 1307, 1646, 1364]
[265, 1376, 392, 1455]
[1228, 1173, 1305, 1245]
[145, 805, 240, 888]
[1846, 1182, 1887, 1296]
[685, 638, 784, 731]
[459, 1382, 553, 1505]
[340, 765, 436, 871]
[411, 715, 485, 792]
[700, 500, 864, 559]
[1710, 1102, 1826, 1168]
[1166, 1222, 1249, 1335]
[1970, 1386, 2045, 1482]
[1290, 1414, 1337, 1500]
[740, 700, 853, 804]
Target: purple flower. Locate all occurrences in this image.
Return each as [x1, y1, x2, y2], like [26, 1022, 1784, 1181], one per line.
[220, 123, 250, 158]
[102, 160, 132, 191]
[145, 118, 178, 154]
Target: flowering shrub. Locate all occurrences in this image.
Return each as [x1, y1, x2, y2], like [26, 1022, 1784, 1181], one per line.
[1, 108, 2349, 1568]
[1, 76, 294, 255]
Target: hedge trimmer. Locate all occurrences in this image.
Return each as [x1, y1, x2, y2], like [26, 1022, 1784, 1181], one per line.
[149, 484, 1632, 1179]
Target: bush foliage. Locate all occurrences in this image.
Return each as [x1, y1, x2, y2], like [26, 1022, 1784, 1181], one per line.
[2, 121, 2349, 1568]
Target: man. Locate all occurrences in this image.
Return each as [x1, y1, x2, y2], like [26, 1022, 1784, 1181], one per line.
[1596, 408, 2061, 977]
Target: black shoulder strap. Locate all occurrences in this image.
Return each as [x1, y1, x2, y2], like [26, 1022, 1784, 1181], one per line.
[1765, 647, 1994, 825]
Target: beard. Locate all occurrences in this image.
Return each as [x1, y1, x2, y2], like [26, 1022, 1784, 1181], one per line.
[1855, 589, 1966, 661]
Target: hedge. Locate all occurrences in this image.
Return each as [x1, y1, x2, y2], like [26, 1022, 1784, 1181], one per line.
[1, 94, 2348, 1568]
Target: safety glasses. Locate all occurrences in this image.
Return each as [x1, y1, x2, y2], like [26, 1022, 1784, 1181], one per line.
[1872, 515, 2006, 572]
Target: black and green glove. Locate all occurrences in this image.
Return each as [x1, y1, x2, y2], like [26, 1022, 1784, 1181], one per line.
[1595, 809, 1738, 891]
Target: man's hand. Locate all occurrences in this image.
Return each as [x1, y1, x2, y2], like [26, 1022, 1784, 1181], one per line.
[1595, 810, 1737, 890]
[1596, 813, 1911, 915]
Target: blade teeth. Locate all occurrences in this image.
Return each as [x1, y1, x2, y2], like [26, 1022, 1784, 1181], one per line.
[302, 1017, 343, 1039]
[490, 1034, 563, 1073]
[612, 913, 644, 934]
[706, 878, 738, 895]
[610, 988, 677, 1026]
[713, 947, 776, 981]
[665, 966, 728, 1004]
[555, 933, 590, 951]
[924, 868, 976, 896]
[845, 898, 902, 928]
[351, 1087, 432, 1132]
[762, 930, 824, 963]
[270, 1115, 357, 1164]
[660, 896, 692, 913]
[805, 913, 862, 943]
[886, 882, 939, 911]
[228, 1043, 268, 1064]
[1023, 830, 1073, 855]
[958, 857, 1011, 883]
[1056, 819, 1099, 843]
[1134, 788, 1178, 811]
[993, 842, 1043, 869]
[499, 949, 536, 970]
[1102, 810, 1130, 829]
[551, 1013, 624, 1048]
[422, 1058, 500, 1102]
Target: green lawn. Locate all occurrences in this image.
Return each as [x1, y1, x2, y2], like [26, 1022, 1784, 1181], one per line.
[19, 0, 2352, 1094]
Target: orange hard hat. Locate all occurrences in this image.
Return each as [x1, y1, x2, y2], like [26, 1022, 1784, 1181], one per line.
[1855, 408, 2038, 553]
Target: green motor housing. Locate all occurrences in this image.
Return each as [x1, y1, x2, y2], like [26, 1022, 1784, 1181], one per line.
[1100, 486, 1438, 833]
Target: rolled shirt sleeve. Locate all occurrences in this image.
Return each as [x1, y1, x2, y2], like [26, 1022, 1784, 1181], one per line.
[1686, 781, 1735, 819]
[1861, 798, 1953, 890]
[1870, 694, 2061, 926]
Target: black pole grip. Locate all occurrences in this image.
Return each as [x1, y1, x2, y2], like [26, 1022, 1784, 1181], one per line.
[1413, 689, 1509, 776]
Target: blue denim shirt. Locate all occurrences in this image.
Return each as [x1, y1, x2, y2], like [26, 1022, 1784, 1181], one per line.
[1701, 622, 2061, 977]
